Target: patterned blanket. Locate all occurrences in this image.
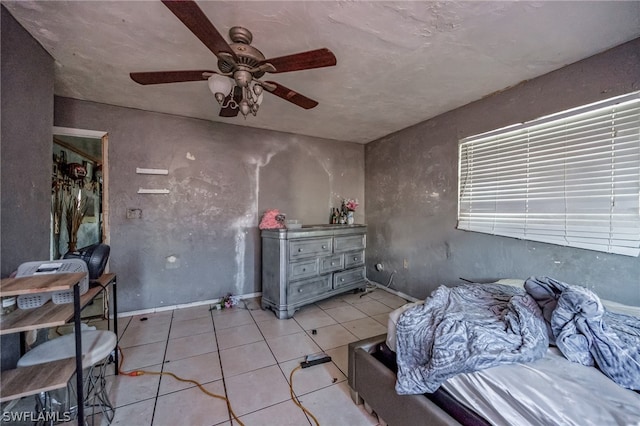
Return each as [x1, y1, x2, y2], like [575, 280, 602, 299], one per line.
[525, 276, 640, 390]
[395, 283, 548, 394]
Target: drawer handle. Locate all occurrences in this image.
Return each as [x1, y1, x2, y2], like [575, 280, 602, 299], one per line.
[340, 278, 345, 282]
[322, 245, 327, 249]
[353, 257, 359, 261]
[298, 248, 303, 252]
[330, 262, 335, 266]
[302, 268, 306, 272]
[298, 288, 303, 293]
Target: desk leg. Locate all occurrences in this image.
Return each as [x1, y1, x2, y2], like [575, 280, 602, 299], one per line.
[112, 277, 119, 375]
[74, 283, 85, 426]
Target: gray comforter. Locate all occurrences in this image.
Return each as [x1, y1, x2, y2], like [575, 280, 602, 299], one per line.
[395, 283, 549, 394]
[525, 276, 640, 390]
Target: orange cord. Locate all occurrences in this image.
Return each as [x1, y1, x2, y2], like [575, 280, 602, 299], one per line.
[289, 365, 320, 426]
[117, 346, 245, 426]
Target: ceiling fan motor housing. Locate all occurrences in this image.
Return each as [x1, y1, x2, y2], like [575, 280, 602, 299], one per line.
[229, 26, 252, 45]
[217, 26, 266, 79]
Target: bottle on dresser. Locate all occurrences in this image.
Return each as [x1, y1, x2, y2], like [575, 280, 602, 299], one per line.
[330, 208, 338, 224]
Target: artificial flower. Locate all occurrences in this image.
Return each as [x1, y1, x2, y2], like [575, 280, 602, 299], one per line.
[343, 198, 359, 211]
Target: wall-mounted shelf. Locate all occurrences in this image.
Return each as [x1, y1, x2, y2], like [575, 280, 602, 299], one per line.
[137, 188, 170, 194]
[136, 168, 168, 175]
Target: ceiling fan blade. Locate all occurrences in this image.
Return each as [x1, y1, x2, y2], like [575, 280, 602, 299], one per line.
[130, 70, 215, 85]
[260, 48, 337, 73]
[263, 81, 319, 109]
[161, 0, 238, 62]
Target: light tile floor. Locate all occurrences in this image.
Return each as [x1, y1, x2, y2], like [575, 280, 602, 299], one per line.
[90, 289, 408, 426]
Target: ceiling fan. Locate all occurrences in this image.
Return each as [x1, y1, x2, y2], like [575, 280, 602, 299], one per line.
[130, 0, 337, 118]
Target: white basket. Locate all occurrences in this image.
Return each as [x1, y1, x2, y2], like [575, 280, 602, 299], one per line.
[52, 279, 89, 304]
[16, 260, 89, 307]
[17, 293, 52, 309]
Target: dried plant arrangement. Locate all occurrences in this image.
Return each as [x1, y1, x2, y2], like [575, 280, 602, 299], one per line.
[65, 188, 88, 252]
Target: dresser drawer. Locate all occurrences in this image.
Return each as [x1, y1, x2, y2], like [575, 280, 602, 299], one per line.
[289, 238, 332, 260]
[319, 255, 344, 274]
[344, 250, 365, 268]
[288, 276, 332, 304]
[333, 267, 365, 289]
[334, 235, 365, 253]
[289, 259, 319, 281]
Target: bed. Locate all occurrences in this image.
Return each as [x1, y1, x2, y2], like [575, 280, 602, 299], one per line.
[348, 277, 640, 426]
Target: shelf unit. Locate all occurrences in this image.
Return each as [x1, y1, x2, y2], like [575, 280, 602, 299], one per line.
[0, 272, 118, 425]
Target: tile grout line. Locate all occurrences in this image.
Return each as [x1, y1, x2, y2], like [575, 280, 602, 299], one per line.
[148, 311, 175, 426]
[210, 306, 238, 425]
[252, 306, 315, 426]
[204, 303, 317, 424]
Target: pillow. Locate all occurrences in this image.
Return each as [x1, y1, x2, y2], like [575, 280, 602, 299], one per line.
[601, 299, 640, 318]
[495, 278, 525, 288]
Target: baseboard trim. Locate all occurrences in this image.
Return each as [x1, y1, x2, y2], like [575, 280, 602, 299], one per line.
[116, 291, 262, 318]
[115, 283, 418, 319]
[367, 280, 420, 303]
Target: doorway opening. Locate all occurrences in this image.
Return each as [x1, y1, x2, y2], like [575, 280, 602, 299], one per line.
[51, 126, 109, 260]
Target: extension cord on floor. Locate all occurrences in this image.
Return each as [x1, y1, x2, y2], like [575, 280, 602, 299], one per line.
[300, 352, 332, 368]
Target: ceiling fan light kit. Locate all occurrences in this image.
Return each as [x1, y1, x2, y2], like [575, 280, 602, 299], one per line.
[129, 0, 337, 119]
[208, 73, 264, 117]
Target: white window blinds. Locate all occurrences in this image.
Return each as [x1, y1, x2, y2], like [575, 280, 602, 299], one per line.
[458, 91, 640, 257]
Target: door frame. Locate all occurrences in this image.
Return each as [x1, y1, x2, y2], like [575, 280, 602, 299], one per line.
[52, 126, 110, 248]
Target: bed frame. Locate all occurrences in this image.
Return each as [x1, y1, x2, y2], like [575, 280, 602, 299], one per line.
[348, 334, 462, 426]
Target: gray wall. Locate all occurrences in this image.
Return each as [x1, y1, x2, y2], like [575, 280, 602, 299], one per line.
[0, 6, 54, 369]
[365, 38, 640, 305]
[54, 98, 364, 312]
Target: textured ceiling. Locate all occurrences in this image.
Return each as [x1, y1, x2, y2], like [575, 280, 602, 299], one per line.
[3, 1, 639, 144]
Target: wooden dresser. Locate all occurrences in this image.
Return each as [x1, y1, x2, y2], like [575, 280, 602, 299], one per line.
[261, 224, 366, 319]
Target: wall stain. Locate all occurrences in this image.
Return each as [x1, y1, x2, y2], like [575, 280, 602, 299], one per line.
[231, 149, 284, 293]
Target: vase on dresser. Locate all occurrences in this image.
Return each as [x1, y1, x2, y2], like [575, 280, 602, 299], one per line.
[347, 211, 354, 225]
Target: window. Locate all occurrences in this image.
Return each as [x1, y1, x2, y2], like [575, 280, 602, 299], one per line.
[458, 91, 640, 256]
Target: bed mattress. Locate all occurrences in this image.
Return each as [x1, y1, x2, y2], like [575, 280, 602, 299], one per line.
[386, 282, 640, 426]
[444, 347, 640, 426]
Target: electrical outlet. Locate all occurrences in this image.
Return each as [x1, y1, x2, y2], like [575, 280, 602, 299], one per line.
[403, 258, 409, 269]
[126, 208, 142, 219]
